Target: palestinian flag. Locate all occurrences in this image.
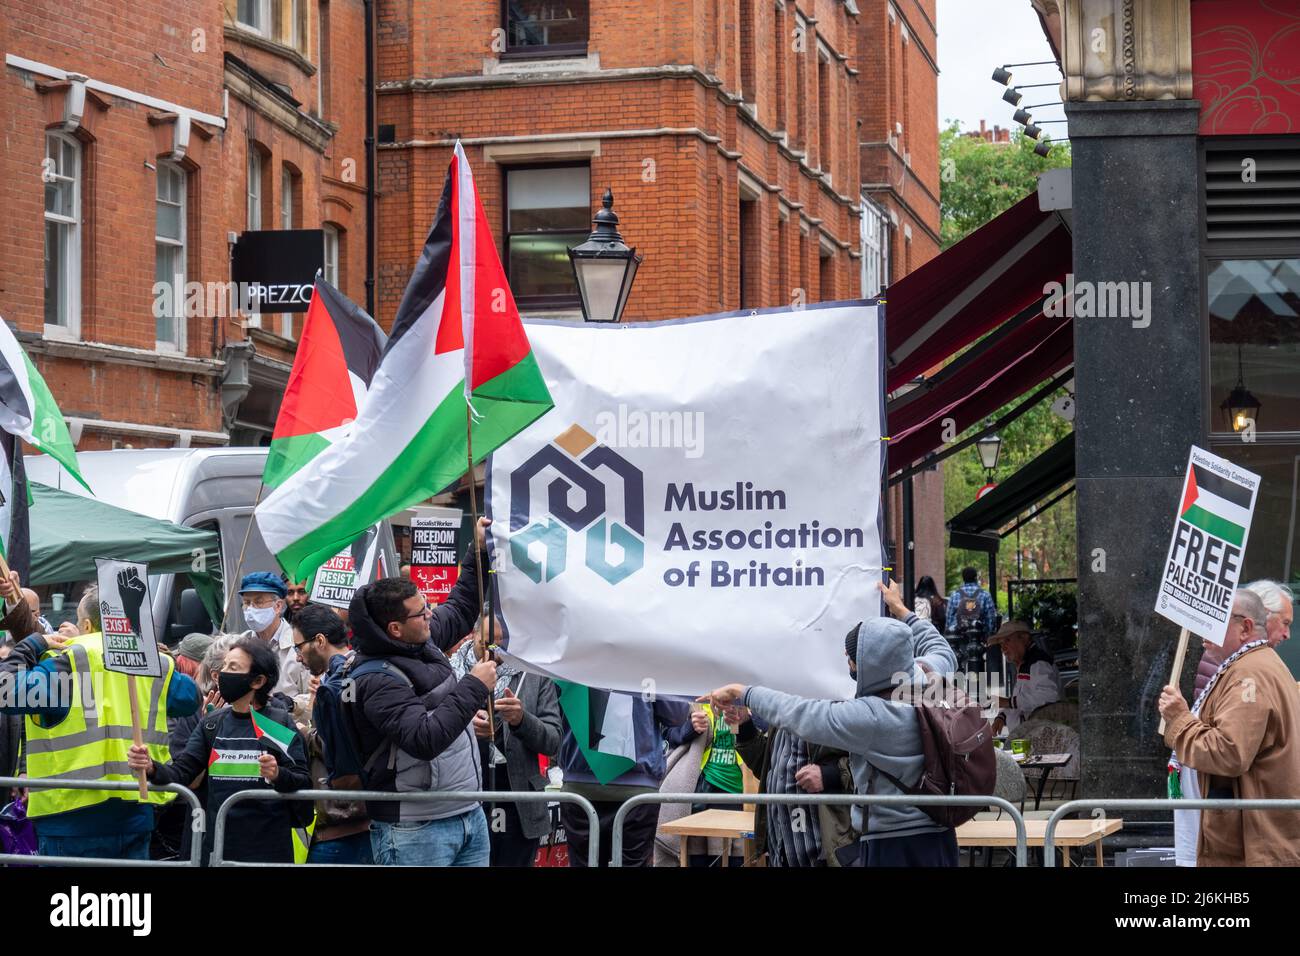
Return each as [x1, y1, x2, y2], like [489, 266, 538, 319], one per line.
[256, 142, 554, 580]
[0, 315, 89, 492]
[249, 708, 298, 756]
[1180, 463, 1253, 547]
[0, 432, 30, 575]
[263, 280, 387, 489]
[554, 680, 638, 785]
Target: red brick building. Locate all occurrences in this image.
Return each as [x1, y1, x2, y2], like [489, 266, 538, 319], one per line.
[0, 0, 371, 449]
[376, 0, 945, 585]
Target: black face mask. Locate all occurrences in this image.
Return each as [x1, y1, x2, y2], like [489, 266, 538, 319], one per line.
[218, 670, 258, 704]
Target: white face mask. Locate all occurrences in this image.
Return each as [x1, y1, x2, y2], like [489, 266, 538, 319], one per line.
[244, 603, 280, 632]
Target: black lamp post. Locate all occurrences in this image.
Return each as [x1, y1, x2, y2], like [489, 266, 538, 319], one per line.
[568, 188, 642, 323]
[1221, 343, 1262, 432]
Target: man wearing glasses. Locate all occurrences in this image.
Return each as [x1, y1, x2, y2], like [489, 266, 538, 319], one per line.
[1159, 588, 1300, 866]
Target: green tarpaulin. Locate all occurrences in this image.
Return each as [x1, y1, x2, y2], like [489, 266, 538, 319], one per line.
[27, 482, 223, 624]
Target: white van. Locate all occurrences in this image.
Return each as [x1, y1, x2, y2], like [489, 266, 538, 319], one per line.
[26, 447, 399, 639]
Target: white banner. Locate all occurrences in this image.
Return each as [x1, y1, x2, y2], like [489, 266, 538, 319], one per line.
[1155, 445, 1260, 645]
[486, 302, 884, 700]
[95, 558, 163, 677]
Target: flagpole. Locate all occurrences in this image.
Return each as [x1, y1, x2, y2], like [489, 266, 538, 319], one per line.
[465, 405, 496, 737]
[222, 483, 265, 630]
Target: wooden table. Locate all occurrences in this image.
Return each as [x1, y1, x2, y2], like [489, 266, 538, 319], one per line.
[658, 809, 756, 867]
[956, 817, 1123, 867]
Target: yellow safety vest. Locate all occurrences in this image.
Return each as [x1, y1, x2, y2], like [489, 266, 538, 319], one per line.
[25, 633, 176, 817]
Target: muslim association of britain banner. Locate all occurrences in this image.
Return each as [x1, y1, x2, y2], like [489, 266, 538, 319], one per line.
[486, 301, 885, 700]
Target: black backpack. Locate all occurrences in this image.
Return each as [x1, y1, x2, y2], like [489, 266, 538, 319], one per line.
[954, 592, 984, 634]
[336, 657, 414, 790]
[872, 679, 997, 828]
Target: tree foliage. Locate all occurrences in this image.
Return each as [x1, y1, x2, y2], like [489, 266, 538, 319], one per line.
[937, 121, 1076, 603]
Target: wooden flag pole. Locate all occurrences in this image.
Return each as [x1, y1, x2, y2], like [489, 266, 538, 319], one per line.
[126, 675, 150, 800]
[1157, 627, 1192, 737]
[221, 483, 266, 630]
[465, 405, 495, 733]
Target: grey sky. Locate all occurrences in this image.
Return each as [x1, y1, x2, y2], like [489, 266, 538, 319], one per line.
[936, 0, 1068, 142]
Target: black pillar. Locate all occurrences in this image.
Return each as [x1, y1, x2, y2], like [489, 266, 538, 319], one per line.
[1067, 100, 1204, 798]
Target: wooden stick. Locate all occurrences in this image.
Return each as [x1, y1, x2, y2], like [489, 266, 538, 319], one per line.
[1157, 627, 1192, 737]
[221, 483, 266, 630]
[465, 404, 495, 733]
[126, 674, 149, 800]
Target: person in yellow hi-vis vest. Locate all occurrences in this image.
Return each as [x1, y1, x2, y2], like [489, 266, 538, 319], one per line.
[0, 572, 198, 860]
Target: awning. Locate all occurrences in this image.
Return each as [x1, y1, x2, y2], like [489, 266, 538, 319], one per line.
[947, 433, 1075, 553]
[888, 313, 1074, 469]
[885, 191, 1073, 392]
[28, 482, 224, 623]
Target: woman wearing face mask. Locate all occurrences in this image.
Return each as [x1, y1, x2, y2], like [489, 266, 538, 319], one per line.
[128, 636, 311, 864]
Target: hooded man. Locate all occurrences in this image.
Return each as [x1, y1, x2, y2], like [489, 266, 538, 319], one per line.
[708, 578, 959, 867]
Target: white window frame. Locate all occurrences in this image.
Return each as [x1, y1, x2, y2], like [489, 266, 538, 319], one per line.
[861, 199, 888, 299]
[281, 165, 293, 230]
[155, 162, 186, 353]
[323, 224, 340, 287]
[236, 0, 271, 36]
[246, 148, 262, 328]
[43, 131, 81, 340]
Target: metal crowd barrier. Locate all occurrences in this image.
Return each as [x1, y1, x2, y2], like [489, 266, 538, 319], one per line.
[0, 776, 204, 867]
[1044, 798, 1300, 867]
[211, 788, 602, 867]
[612, 791, 1029, 867]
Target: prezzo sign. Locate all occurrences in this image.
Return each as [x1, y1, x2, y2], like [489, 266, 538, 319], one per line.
[230, 229, 324, 314]
[1155, 446, 1260, 646]
[488, 303, 884, 700]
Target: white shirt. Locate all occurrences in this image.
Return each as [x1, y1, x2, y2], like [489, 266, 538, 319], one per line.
[1000, 656, 1062, 732]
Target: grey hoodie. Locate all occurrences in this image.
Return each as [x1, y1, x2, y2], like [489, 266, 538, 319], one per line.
[744, 613, 957, 840]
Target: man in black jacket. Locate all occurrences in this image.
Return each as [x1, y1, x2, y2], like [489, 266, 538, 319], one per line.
[349, 517, 498, 866]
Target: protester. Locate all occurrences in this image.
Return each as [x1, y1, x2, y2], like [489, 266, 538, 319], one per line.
[347, 517, 497, 866]
[399, 563, 412, 579]
[293, 603, 373, 865]
[1160, 589, 1300, 866]
[238, 572, 312, 713]
[988, 620, 1061, 735]
[130, 636, 311, 864]
[283, 577, 311, 624]
[558, 688, 694, 867]
[1244, 579, 1294, 648]
[946, 566, 997, 638]
[0, 573, 198, 860]
[452, 617, 562, 867]
[678, 702, 747, 866]
[21, 588, 52, 635]
[913, 575, 946, 624]
[709, 579, 960, 867]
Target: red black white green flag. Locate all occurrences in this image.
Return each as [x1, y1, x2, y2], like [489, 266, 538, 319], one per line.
[262, 280, 387, 489]
[256, 142, 555, 580]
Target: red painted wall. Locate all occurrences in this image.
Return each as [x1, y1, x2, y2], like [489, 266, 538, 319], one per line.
[1192, 0, 1300, 135]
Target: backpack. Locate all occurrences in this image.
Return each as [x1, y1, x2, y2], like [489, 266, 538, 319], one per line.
[335, 657, 415, 790]
[954, 592, 984, 634]
[872, 679, 997, 828]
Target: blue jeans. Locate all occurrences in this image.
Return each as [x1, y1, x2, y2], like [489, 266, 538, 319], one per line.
[370, 808, 489, 866]
[37, 831, 151, 861]
[307, 831, 375, 865]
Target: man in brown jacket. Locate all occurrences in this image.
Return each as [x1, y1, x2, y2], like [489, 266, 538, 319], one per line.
[1159, 588, 1300, 866]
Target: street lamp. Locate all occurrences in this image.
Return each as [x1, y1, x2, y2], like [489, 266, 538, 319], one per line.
[1221, 344, 1262, 432]
[976, 429, 1003, 473]
[568, 188, 642, 323]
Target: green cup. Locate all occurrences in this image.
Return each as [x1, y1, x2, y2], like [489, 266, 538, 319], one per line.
[1010, 738, 1030, 759]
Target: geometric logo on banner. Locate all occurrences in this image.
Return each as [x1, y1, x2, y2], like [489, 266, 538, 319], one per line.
[508, 424, 645, 585]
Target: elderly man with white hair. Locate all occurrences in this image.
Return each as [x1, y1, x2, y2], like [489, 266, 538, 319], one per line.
[1160, 588, 1300, 866]
[1244, 579, 1294, 648]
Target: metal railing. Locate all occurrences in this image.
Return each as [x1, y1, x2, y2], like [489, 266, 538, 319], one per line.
[210, 788, 601, 867]
[612, 791, 1028, 867]
[1044, 798, 1300, 866]
[0, 776, 204, 867]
